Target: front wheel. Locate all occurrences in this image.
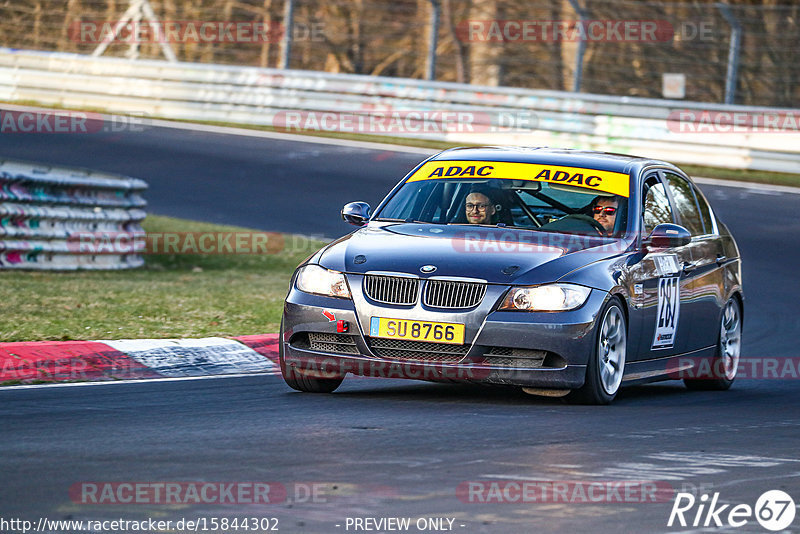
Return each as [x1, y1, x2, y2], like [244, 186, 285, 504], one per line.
[279, 320, 344, 393]
[282, 367, 344, 393]
[566, 297, 627, 405]
[684, 297, 741, 391]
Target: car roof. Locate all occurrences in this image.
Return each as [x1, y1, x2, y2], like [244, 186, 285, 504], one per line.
[428, 146, 681, 177]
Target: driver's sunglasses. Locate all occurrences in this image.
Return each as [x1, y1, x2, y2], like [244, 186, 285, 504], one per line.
[592, 206, 617, 215]
[466, 203, 490, 211]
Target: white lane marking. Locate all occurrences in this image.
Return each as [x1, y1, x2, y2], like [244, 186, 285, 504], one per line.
[621, 420, 800, 440]
[145, 118, 436, 154]
[487, 464, 724, 482]
[0, 103, 435, 155]
[647, 452, 800, 467]
[101, 337, 278, 377]
[694, 176, 800, 195]
[0, 371, 279, 391]
[559, 453, 800, 482]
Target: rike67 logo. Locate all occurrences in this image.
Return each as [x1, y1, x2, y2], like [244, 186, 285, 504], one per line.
[668, 490, 795, 531]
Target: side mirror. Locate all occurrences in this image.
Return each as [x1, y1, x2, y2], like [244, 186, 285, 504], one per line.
[341, 201, 371, 226]
[644, 223, 691, 249]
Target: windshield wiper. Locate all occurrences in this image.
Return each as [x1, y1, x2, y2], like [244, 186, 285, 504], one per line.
[374, 217, 436, 224]
[447, 222, 542, 232]
[448, 222, 508, 228]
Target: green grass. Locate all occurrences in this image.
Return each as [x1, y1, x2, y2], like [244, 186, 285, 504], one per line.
[0, 215, 326, 342]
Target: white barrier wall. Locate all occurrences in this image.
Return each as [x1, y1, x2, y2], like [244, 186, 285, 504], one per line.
[0, 48, 798, 173]
[0, 158, 147, 270]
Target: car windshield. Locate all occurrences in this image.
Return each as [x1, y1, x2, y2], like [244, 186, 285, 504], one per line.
[376, 176, 629, 237]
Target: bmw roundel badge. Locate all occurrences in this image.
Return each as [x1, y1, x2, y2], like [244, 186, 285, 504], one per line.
[420, 265, 437, 273]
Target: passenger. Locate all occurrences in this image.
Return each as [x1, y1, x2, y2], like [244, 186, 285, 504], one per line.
[465, 187, 497, 225]
[591, 195, 620, 236]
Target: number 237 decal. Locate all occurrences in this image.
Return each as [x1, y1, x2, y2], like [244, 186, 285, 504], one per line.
[652, 276, 680, 350]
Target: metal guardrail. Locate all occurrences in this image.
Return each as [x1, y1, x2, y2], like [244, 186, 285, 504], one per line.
[0, 158, 147, 270]
[0, 48, 798, 173]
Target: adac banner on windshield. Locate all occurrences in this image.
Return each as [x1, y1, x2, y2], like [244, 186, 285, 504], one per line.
[407, 160, 630, 197]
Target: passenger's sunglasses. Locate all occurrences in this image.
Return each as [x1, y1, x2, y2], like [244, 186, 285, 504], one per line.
[592, 206, 617, 215]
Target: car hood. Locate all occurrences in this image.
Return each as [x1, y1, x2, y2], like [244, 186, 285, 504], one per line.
[318, 223, 631, 285]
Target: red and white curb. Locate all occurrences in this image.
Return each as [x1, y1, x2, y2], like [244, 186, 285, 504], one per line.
[0, 334, 280, 385]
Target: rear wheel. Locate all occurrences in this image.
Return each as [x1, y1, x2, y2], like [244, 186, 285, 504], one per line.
[685, 297, 741, 391]
[566, 297, 627, 405]
[279, 320, 344, 393]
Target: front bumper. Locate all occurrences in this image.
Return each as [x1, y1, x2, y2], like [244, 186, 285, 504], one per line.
[281, 287, 607, 389]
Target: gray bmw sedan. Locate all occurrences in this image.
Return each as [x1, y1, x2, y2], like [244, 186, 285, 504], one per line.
[280, 147, 743, 404]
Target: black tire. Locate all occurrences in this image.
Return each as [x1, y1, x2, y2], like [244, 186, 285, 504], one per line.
[279, 319, 345, 393]
[566, 296, 627, 405]
[684, 297, 741, 391]
[283, 367, 344, 393]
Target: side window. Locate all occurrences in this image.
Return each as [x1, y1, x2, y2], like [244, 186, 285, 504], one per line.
[643, 178, 674, 235]
[664, 173, 704, 235]
[693, 186, 716, 235]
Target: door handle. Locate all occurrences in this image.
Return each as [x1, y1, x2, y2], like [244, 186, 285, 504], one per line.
[716, 254, 727, 265]
[682, 261, 696, 273]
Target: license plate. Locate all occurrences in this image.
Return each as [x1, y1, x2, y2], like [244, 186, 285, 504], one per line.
[369, 317, 465, 345]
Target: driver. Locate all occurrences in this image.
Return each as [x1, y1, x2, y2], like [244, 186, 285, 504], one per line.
[465, 187, 497, 225]
[591, 195, 619, 235]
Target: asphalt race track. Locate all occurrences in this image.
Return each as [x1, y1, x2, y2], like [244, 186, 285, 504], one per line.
[0, 122, 427, 238]
[1, 123, 799, 533]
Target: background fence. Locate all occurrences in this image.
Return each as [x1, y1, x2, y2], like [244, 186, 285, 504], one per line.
[0, 157, 147, 270]
[1, 47, 799, 174]
[0, 0, 798, 107]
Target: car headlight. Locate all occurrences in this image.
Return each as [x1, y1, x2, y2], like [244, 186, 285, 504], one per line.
[500, 283, 591, 311]
[295, 265, 351, 298]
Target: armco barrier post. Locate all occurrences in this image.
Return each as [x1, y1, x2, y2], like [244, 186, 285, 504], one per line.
[717, 3, 742, 105]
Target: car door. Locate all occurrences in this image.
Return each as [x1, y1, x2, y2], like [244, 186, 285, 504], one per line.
[630, 172, 694, 359]
[663, 172, 725, 352]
